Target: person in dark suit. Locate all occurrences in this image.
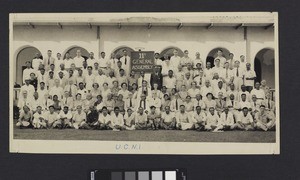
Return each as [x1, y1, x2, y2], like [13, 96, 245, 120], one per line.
[150, 65, 163, 90]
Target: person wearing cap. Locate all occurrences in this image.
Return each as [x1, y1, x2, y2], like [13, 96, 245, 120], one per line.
[170, 93, 183, 112]
[32, 106, 47, 129]
[205, 107, 221, 131]
[20, 78, 35, 101]
[135, 107, 148, 130]
[16, 105, 33, 128]
[219, 107, 235, 131]
[254, 105, 275, 131]
[193, 52, 203, 68]
[243, 63, 256, 92]
[147, 106, 161, 130]
[215, 92, 226, 115]
[22, 61, 35, 84]
[161, 106, 176, 130]
[204, 92, 216, 111]
[44, 105, 60, 129]
[72, 105, 90, 130]
[192, 106, 207, 131]
[176, 105, 194, 130]
[123, 108, 136, 130]
[235, 107, 255, 130]
[59, 106, 73, 129]
[214, 49, 226, 67]
[110, 107, 125, 131]
[49, 79, 64, 100]
[154, 52, 163, 66]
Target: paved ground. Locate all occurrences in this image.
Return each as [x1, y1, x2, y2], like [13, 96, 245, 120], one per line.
[13, 127, 276, 142]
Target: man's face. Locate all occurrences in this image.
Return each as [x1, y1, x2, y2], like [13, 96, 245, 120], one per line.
[34, 92, 38, 99]
[224, 63, 229, 69]
[196, 94, 201, 100]
[138, 108, 144, 114]
[173, 50, 178, 56]
[205, 81, 210, 87]
[123, 50, 127, 56]
[165, 106, 170, 113]
[49, 107, 55, 113]
[230, 94, 235, 100]
[77, 106, 82, 113]
[180, 106, 185, 113]
[63, 107, 68, 113]
[154, 54, 159, 59]
[26, 62, 31, 68]
[49, 72, 54, 78]
[66, 53, 70, 58]
[229, 54, 234, 59]
[79, 83, 84, 89]
[59, 73, 64, 78]
[120, 70, 125, 76]
[40, 83, 45, 89]
[114, 108, 120, 115]
[89, 52, 94, 58]
[235, 61, 240, 68]
[217, 50, 222, 56]
[184, 51, 188, 57]
[60, 63, 65, 70]
[215, 60, 220, 66]
[168, 71, 173, 77]
[241, 94, 246, 101]
[224, 108, 229, 114]
[255, 83, 260, 89]
[196, 106, 201, 113]
[241, 85, 246, 91]
[55, 80, 60, 86]
[246, 63, 251, 70]
[150, 108, 156, 114]
[50, 65, 55, 70]
[101, 53, 105, 58]
[196, 52, 200, 58]
[209, 108, 214, 115]
[252, 95, 257, 102]
[240, 55, 245, 62]
[128, 109, 133, 116]
[37, 107, 42, 113]
[57, 53, 61, 59]
[243, 108, 248, 116]
[98, 69, 103, 75]
[218, 81, 223, 88]
[47, 51, 52, 57]
[260, 106, 265, 113]
[206, 62, 211, 69]
[88, 67, 92, 73]
[76, 50, 81, 57]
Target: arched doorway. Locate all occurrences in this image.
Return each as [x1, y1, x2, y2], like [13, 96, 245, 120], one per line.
[112, 46, 134, 59]
[254, 48, 275, 88]
[16, 46, 41, 85]
[160, 47, 184, 60]
[206, 48, 230, 67]
[64, 46, 89, 60]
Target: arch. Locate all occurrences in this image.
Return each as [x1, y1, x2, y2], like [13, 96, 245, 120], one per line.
[63, 46, 90, 60]
[205, 47, 230, 67]
[15, 46, 42, 85]
[160, 46, 184, 60]
[111, 46, 135, 59]
[254, 48, 275, 88]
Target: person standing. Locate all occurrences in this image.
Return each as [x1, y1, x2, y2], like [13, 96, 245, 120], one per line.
[43, 50, 56, 71]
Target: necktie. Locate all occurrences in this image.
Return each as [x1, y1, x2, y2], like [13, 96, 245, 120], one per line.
[220, 100, 222, 107]
[226, 69, 228, 78]
[176, 99, 178, 110]
[268, 99, 270, 109]
[231, 100, 234, 106]
[130, 98, 132, 107]
[69, 86, 72, 96]
[144, 100, 146, 109]
[198, 100, 200, 106]
[48, 58, 50, 65]
[226, 113, 228, 121]
[65, 98, 67, 104]
[125, 57, 127, 65]
[236, 68, 239, 77]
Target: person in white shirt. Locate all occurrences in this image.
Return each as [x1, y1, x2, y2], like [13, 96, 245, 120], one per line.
[232, 60, 244, 91]
[214, 49, 227, 67]
[163, 70, 177, 92]
[135, 107, 149, 130]
[72, 105, 90, 129]
[235, 107, 255, 130]
[161, 58, 175, 77]
[243, 63, 256, 92]
[44, 105, 61, 128]
[56, 63, 68, 79]
[161, 106, 176, 130]
[203, 61, 214, 81]
[49, 79, 64, 100]
[124, 92, 136, 111]
[85, 66, 95, 91]
[205, 107, 221, 131]
[176, 105, 194, 130]
[16, 105, 33, 128]
[95, 106, 111, 129]
[20, 79, 35, 101]
[213, 80, 227, 98]
[239, 55, 247, 72]
[201, 80, 213, 100]
[123, 108, 136, 130]
[86, 52, 96, 67]
[22, 61, 35, 84]
[154, 52, 163, 66]
[109, 53, 119, 69]
[61, 91, 74, 111]
[238, 93, 251, 110]
[32, 53, 43, 71]
[147, 106, 161, 130]
[64, 52, 74, 70]
[43, 50, 56, 71]
[220, 62, 233, 87]
[251, 82, 266, 103]
[193, 106, 207, 131]
[226, 53, 236, 70]
[36, 68, 47, 88]
[193, 52, 203, 68]
[136, 93, 150, 112]
[254, 104, 275, 131]
[187, 81, 200, 99]
[64, 79, 78, 99]
[212, 58, 223, 75]
[170, 93, 183, 112]
[55, 53, 64, 68]
[119, 49, 131, 75]
[37, 82, 48, 104]
[193, 94, 206, 110]
[180, 50, 193, 70]
[148, 92, 162, 110]
[109, 107, 125, 131]
[73, 49, 85, 69]
[219, 107, 235, 130]
[170, 49, 181, 71]
[98, 51, 109, 69]
[32, 106, 47, 129]
[59, 106, 73, 128]
[30, 92, 44, 113]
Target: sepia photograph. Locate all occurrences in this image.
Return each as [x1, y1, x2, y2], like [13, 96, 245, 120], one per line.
[9, 12, 279, 154]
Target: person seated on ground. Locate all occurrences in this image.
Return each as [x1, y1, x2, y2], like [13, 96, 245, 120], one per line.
[205, 107, 222, 131]
[59, 106, 73, 129]
[32, 106, 47, 129]
[72, 105, 90, 130]
[204, 93, 216, 111]
[235, 107, 255, 131]
[110, 107, 125, 131]
[192, 106, 207, 131]
[219, 107, 235, 131]
[147, 106, 161, 130]
[134, 107, 149, 130]
[86, 106, 99, 129]
[95, 106, 112, 130]
[16, 105, 33, 129]
[193, 93, 206, 110]
[254, 105, 275, 131]
[176, 105, 194, 130]
[215, 92, 226, 116]
[44, 105, 61, 129]
[161, 106, 176, 130]
[124, 108, 136, 130]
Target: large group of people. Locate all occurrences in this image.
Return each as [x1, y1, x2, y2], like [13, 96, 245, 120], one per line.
[15, 48, 276, 132]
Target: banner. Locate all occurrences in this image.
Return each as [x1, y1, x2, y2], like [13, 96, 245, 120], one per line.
[130, 51, 155, 73]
